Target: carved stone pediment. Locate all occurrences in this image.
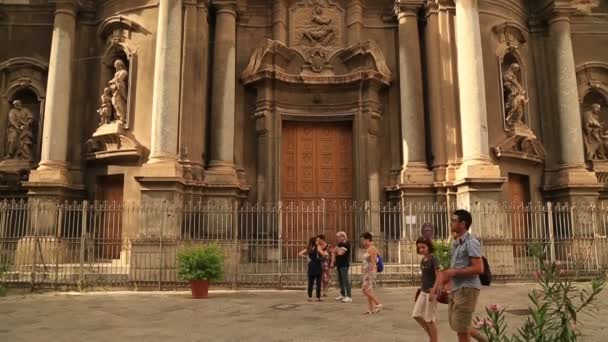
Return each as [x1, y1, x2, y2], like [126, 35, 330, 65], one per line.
[492, 123, 546, 164]
[85, 122, 144, 164]
[241, 39, 391, 86]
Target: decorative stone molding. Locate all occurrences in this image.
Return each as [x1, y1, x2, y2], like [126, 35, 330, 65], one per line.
[492, 22, 528, 49]
[492, 123, 546, 164]
[85, 122, 144, 164]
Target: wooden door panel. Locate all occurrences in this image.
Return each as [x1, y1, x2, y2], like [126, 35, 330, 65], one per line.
[97, 175, 124, 260]
[508, 174, 530, 257]
[281, 121, 353, 254]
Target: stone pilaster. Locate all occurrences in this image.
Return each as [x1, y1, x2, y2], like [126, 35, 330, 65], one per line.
[207, 0, 239, 186]
[543, 9, 599, 203]
[272, 0, 287, 43]
[346, 0, 363, 45]
[388, 1, 434, 202]
[147, 0, 182, 169]
[453, 0, 504, 206]
[26, 0, 83, 200]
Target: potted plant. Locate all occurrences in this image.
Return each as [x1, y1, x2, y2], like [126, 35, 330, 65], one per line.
[177, 245, 223, 299]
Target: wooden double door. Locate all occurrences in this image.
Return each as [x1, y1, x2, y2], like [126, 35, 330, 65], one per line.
[281, 121, 354, 249]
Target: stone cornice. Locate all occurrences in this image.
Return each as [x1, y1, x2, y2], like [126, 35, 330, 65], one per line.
[212, 0, 237, 16]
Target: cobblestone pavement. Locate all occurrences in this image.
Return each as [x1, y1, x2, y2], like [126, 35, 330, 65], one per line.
[0, 284, 606, 342]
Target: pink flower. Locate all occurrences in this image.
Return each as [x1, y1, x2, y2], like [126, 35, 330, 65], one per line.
[571, 321, 577, 331]
[488, 304, 503, 313]
[474, 318, 494, 329]
[559, 269, 566, 276]
[532, 271, 541, 281]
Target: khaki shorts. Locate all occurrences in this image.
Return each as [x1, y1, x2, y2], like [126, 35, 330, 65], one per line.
[412, 291, 437, 322]
[448, 287, 480, 333]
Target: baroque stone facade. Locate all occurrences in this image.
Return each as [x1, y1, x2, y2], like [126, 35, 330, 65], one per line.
[0, 0, 607, 206]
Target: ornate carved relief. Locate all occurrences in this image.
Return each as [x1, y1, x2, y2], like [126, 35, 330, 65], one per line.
[289, 0, 345, 73]
[491, 22, 545, 164]
[0, 57, 47, 177]
[576, 62, 608, 165]
[87, 15, 143, 164]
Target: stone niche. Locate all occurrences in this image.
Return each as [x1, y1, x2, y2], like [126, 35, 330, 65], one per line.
[85, 15, 144, 164]
[0, 57, 48, 192]
[491, 22, 546, 165]
[241, 0, 392, 205]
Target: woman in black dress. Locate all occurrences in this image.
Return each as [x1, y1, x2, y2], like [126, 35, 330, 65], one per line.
[299, 237, 323, 302]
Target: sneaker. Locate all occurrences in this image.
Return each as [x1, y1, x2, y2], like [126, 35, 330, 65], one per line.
[341, 297, 352, 303]
[335, 296, 345, 301]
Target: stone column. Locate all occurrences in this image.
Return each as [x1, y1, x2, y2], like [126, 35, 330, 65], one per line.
[454, 0, 503, 206]
[543, 10, 598, 203]
[207, 1, 238, 185]
[549, 14, 585, 167]
[392, 1, 433, 200]
[346, 0, 363, 45]
[148, 0, 183, 165]
[272, 0, 287, 43]
[29, 0, 78, 185]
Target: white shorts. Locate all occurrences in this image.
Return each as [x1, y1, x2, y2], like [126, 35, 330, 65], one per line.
[412, 291, 437, 323]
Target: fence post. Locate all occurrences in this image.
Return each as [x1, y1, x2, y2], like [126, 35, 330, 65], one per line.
[79, 201, 88, 290]
[232, 200, 238, 290]
[159, 201, 165, 291]
[30, 200, 40, 292]
[277, 201, 283, 290]
[321, 198, 326, 235]
[591, 204, 600, 272]
[547, 202, 556, 263]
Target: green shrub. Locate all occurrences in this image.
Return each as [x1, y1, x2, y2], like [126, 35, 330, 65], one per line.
[474, 249, 605, 341]
[0, 262, 8, 297]
[433, 240, 451, 270]
[177, 245, 224, 282]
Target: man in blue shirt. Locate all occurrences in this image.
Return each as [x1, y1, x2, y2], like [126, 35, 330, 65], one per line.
[439, 209, 487, 342]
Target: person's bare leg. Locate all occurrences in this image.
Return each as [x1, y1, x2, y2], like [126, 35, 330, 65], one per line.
[414, 317, 431, 338]
[362, 288, 373, 312]
[427, 321, 438, 342]
[457, 332, 470, 342]
[470, 329, 488, 342]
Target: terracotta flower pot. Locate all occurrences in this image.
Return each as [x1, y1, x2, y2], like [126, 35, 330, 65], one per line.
[190, 279, 210, 299]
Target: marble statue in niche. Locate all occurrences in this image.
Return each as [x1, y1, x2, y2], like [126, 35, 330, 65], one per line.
[302, 6, 336, 46]
[502, 63, 529, 128]
[97, 58, 128, 125]
[4, 100, 34, 161]
[583, 103, 606, 161]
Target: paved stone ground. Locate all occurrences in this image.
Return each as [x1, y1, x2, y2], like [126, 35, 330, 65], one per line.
[0, 284, 607, 342]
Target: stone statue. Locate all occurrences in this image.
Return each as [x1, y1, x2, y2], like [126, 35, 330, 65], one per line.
[4, 100, 34, 161]
[503, 63, 529, 127]
[108, 59, 128, 123]
[583, 103, 605, 160]
[97, 87, 113, 126]
[302, 7, 335, 45]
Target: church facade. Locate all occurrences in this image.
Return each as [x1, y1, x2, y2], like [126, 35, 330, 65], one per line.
[1, 0, 608, 208]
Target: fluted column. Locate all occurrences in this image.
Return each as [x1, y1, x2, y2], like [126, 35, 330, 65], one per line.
[207, 1, 238, 184]
[455, 0, 490, 164]
[272, 0, 287, 42]
[32, 0, 77, 181]
[148, 0, 183, 163]
[549, 13, 586, 167]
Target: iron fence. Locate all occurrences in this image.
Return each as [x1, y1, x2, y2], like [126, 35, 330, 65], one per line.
[0, 200, 606, 290]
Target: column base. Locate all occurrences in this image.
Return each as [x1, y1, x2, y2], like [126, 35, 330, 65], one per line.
[386, 166, 436, 202]
[142, 158, 183, 178]
[454, 160, 505, 208]
[543, 166, 600, 203]
[205, 162, 240, 187]
[25, 162, 84, 201]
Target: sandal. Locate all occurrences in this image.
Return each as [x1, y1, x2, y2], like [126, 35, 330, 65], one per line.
[364, 310, 374, 315]
[373, 304, 383, 313]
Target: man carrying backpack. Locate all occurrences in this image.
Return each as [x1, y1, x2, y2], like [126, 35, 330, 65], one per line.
[438, 209, 488, 342]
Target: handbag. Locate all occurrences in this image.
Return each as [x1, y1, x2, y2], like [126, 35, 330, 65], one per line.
[437, 289, 449, 304]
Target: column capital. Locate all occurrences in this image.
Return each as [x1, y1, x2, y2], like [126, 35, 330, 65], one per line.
[394, 0, 425, 18]
[48, 0, 81, 16]
[212, 0, 238, 15]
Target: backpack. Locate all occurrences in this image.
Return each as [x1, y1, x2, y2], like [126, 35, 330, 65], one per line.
[479, 256, 492, 286]
[376, 255, 384, 273]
